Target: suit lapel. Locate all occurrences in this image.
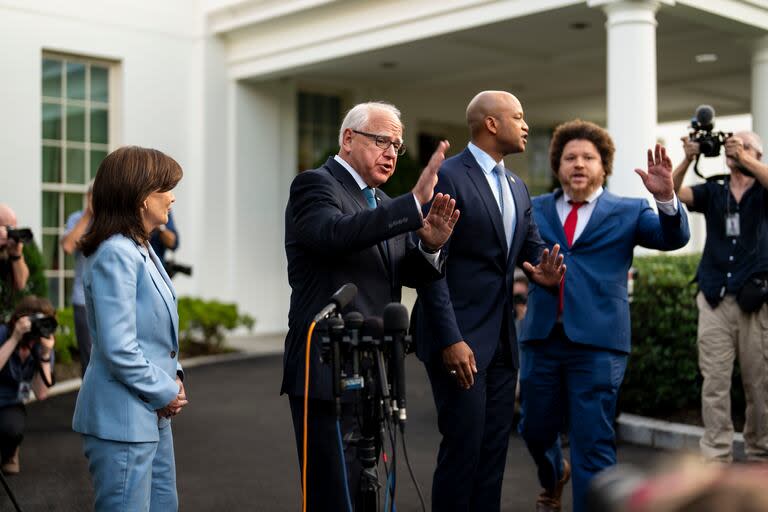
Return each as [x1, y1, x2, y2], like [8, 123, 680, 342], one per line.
[572, 189, 618, 249]
[140, 244, 179, 347]
[506, 170, 525, 267]
[545, 190, 568, 246]
[462, 150, 507, 258]
[326, 157, 391, 280]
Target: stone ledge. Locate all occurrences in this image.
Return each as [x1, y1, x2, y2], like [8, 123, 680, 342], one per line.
[617, 412, 745, 459]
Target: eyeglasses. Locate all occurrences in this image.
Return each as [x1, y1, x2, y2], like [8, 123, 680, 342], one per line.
[352, 130, 406, 156]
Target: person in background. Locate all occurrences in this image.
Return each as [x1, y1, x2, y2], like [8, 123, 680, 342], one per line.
[0, 296, 56, 475]
[672, 130, 768, 463]
[513, 269, 529, 336]
[150, 210, 178, 265]
[0, 205, 30, 322]
[61, 184, 93, 376]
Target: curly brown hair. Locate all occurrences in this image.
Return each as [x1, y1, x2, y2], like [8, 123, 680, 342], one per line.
[549, 120, 615, 183]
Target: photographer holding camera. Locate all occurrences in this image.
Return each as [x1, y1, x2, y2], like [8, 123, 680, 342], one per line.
[0, 295, 56, 475]
[0, 205, 31, 322]
[673, 128, 768, 463]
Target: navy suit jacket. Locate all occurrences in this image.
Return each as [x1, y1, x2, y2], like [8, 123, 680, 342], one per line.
[412, 148, 546, 370]
[520, 189, 690, 353]
[283, 157, 445, 400]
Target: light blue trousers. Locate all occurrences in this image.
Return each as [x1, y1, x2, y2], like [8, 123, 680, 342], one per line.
[82, 423, 178, 512]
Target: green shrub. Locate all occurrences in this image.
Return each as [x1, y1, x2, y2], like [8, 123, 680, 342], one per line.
[53, 306, 78, 365]
[177, 297, 255, 355]
[621, 253, 745, 419]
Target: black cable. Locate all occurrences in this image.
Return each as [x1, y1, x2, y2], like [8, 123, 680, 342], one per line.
[400, 423, 426, 512]
[0, 470, 23, 512]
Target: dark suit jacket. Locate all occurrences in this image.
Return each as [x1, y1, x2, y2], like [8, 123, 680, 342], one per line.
[412, 147, 546, 370]
[520, 189, 690, 353]
[282, 157, 444, 400]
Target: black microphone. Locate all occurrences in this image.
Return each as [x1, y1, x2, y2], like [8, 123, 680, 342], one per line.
[695, 104, 715, 130]
[312, 283, 358, 323]
[361, 316, 383, 342]
[384, 303, 409, 423]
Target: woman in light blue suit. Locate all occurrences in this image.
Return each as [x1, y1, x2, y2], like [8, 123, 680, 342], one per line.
[72, 146, 188, 511]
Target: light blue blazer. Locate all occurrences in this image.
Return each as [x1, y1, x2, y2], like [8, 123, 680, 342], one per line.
[73, 234, 182, 443]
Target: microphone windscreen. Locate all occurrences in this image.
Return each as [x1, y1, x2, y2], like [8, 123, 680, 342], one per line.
[343, 311, 364, 329]
[383, 303, 409, 332]
[362, 317, 383, 338]
[695, 105, 714, 125]
[331, 283, 358, 309]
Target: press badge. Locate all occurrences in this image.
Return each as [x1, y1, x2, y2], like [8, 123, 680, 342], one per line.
[726, 213, 740, 237]
[17, 381, 32, 403]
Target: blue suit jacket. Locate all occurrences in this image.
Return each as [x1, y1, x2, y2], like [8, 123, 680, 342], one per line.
[73, 234, 182, 443]
[520, 189, 690, 353]
[412, 148, 546, 369]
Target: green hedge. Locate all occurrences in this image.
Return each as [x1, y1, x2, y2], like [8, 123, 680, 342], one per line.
[620, 253, 745, 418]
[53, 307, 78, 365]
[177, 297, 255, 355]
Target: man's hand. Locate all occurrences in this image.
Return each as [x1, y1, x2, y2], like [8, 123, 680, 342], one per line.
[412, 140, 450, 205]
[157, 377, 188, 418]
[10, 316, 31, 343]
[725, 136, 748, 164]
[442, 341, 477, 389]
[417, 193, 460, 251]
[522, 244, 565, 289]
[634, 144, 674, 202]
[681, 136, 700, 161]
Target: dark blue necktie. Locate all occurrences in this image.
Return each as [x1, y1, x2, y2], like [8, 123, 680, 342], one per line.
[363, 187, 377, 209]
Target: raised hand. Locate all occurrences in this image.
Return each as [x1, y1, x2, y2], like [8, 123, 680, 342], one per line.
[412, 140, 450, 205]
[635, 143, 674, 201]
[522, 244, 566, 289]
[418, 193, 460, 251]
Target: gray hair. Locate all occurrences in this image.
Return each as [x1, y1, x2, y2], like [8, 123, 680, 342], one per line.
[735, 131, 764, 157]
[338, 102, 403, 147]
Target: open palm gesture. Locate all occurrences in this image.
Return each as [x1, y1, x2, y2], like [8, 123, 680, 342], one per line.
[634, 144, 674, 201]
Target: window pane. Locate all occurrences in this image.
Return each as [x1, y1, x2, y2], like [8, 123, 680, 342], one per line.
[64, 277, 74, 307]
[42, 59, 62, 98]
[64, 193, 84, 221]
[91, 66, 108, 102]
[91, 107, 108, 144]
[91, 150, 108, 180]
[42, 102, 62, 140]
[42, 191, 59, 228]
[66, 105, 85, 142]
[43, 234, 59, 270]
[47, 277, 60, 309]
[42, 146, 62, 183]
[66, 62, 86, 100]
[66, 148, 86, 184]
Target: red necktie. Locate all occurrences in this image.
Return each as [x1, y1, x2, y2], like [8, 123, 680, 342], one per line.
[558, 201, 585, 315]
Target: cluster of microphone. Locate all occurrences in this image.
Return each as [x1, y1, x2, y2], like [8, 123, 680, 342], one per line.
[314, 284, 411, 424]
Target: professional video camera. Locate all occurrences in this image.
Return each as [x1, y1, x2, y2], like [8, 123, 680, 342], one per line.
[20, 312, 58, 347]
[163, 261, 192, 279]
[4, 227, 33, 245]
[688, 105, 732, 181]
[311, 284, 423, 512]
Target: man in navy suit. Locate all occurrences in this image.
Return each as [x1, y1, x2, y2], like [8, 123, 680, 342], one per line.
[283, 102, 460, 510]
[519, 120, 690, 512]
[412, 91, 565, 512]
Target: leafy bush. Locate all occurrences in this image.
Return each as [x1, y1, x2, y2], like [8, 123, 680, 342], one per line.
[53, 306, 78, 365]
[620, 253, 745, 419]
[177, 297, 255, 355]
[0, 242, 47, 322]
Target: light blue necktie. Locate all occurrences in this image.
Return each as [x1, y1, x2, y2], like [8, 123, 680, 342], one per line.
[493, 165, 514, 248]
[363, 187, 377, 209]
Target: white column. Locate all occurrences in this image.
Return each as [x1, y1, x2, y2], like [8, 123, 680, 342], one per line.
[590, 0, 669, 199]
[752, 35, 768, 146]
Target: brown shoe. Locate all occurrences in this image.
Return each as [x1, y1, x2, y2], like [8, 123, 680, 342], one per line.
[1, 447, 19, 475]
[535, 459, 571, 512]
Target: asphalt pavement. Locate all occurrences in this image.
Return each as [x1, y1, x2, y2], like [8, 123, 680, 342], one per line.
[5, 354, 664, 511]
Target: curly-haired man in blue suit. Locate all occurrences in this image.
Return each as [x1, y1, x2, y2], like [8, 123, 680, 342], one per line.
[519, 120, 690, 512]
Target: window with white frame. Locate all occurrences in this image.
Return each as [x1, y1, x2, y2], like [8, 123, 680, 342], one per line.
[41, 53, 115, 308]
